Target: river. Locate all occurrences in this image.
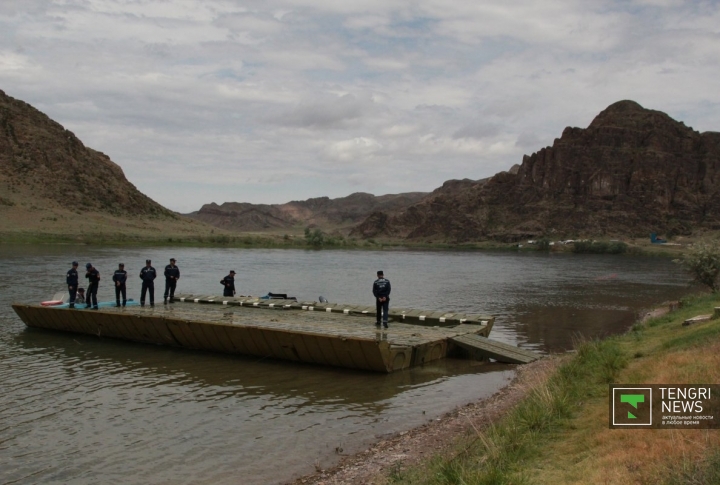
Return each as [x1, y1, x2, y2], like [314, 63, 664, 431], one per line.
[0, 245, 692, 484]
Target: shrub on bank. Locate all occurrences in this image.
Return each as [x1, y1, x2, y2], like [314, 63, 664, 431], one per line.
[572, 240, 627, 254]
[535, 238, 551, 251]
[680, 239, 720, 292]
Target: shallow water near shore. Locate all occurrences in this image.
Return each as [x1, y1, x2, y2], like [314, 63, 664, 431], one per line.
[0, 245, 693, 484]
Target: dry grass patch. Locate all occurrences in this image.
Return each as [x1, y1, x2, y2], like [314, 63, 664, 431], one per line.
[528, 300, 720, 485]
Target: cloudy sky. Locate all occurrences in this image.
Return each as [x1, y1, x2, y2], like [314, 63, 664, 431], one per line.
[1, 1, 719, 212]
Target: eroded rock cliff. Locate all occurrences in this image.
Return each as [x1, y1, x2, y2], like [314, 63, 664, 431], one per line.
[351, 101, 720, 242]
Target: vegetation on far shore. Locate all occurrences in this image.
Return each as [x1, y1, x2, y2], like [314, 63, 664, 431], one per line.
[382, 292, 720, 485]
[0, 226, 706, 258]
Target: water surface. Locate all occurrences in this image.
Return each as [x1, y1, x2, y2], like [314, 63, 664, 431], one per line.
[0, 246, 692, 484]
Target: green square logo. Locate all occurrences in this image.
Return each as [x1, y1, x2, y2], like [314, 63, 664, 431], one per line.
[612, 387, 652, 426]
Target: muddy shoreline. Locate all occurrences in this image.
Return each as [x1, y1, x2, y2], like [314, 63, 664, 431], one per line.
[287, 357, 560, 485]
[287, 301, 677, 485]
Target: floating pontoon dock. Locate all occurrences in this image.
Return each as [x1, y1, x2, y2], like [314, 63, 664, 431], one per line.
[12, 294, 540, 372]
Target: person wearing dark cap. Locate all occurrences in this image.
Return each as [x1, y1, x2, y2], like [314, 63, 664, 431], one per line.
[372, 270, 391, 328]
[139, 259, 157, 307]
[66, 261, 79, 308]
[113, 263, 128, 307]
[85, 263, 100, 310]
[163, 258, 180, 304]
[221, 270, 236, 297]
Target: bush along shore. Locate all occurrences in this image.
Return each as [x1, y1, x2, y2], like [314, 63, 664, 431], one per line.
[328, 293, 720, 485]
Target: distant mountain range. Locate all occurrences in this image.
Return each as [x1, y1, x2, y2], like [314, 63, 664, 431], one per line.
[2, 87, 718, 243]
[184, 192, 430, 233]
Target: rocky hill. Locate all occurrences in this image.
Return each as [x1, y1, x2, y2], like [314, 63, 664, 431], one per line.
[186, 191, 429, 233]
[0, 89, 174, 216]
[0, 89, 213, 239]
[350, 101, 720, 242]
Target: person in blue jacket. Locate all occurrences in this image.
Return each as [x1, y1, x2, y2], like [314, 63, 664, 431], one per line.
[66, 261, 79, 308]
[84, 263, 100, 310]
[163, 258, 180, 304]
[113, 263, 128, 307]
[139, 259, 157, 307]
[372, 270, 391, 328]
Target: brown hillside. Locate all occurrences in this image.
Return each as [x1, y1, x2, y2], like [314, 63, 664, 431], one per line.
[350, 101, 720, 242]
[0, 89, 173, 216]
[0, 89, 216, 239]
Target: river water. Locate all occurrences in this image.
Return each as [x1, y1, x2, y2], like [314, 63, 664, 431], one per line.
[0, 245, 693, 484]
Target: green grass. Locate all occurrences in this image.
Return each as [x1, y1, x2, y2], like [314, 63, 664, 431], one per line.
[390, 338, 628, 484]
[660, 321, 720, 350]
[390, 293, 720, 485]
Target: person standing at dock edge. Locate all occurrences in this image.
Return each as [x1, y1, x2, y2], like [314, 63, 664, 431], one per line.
[113, 263, 128, 307]
[139, 259, 157, 307]
[164, 258, 180, 304]
[85, 263, 100, 310]
[221, 270, 236, 297]
[66, 261, 79, 308]
[373, 270, 391, 328]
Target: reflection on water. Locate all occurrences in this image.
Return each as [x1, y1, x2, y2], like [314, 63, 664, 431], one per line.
[0, 245, 692, 484]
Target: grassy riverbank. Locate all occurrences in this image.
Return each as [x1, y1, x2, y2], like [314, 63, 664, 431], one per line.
[386, 293, 720, 485]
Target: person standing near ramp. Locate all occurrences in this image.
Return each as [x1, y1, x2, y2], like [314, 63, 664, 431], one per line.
[372, 270, 391, 329]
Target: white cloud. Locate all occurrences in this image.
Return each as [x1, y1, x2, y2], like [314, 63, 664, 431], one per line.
[1, 0, 719, 211]
[323, 137, 383, 162]
[363, 57, 408, 71]
[382, 124, 419, 137]
[0, 50, 37, 72]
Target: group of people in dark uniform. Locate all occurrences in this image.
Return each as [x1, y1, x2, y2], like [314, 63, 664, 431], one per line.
[65, 258, 187, 309]
[66, 259, 391, 328]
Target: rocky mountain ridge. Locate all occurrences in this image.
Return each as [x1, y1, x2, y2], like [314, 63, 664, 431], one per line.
[186, 191, 429, 232]
[5, 88, 718, 244]
[350, 100, 720, 242]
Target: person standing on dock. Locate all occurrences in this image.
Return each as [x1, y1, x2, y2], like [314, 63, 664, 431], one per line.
[163, 258, 180, 304]
[221, 270, 236, 297]
[66, 261, 79, 308]
[139, 259, 157, 307]
[85, 263, 100, 310]
[113, 263, 128, 307]
[372, 270, 391, 328]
